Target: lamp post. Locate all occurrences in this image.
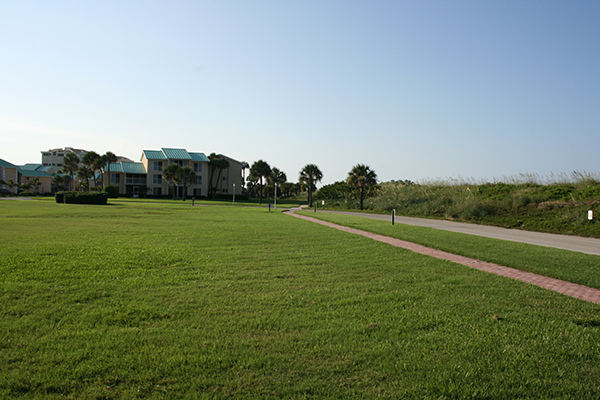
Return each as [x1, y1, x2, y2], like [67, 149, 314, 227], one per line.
[274, 183, 277, 209]
[233, 183, 236, 204]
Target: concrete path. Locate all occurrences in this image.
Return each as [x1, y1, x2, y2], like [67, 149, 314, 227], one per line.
[314, 210, 600, 256]
[286, 211, 600, 304]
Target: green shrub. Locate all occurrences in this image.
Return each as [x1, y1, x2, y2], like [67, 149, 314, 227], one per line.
[103, 185, 119, 198]
[55, 191, 108, 205]
[542, 184, 575, 201]
[573, 184, 600, 201]
[19, 191, 35, 197]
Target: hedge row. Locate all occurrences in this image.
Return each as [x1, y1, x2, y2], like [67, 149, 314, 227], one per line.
[55, 191, 108, 205]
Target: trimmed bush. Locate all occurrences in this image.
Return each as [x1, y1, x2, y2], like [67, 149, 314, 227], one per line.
[55, 191, 108, 205]
[103, 185, 119, 198]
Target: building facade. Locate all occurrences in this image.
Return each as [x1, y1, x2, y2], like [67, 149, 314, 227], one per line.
[0, 158, 19, 194]
[1, 147, 247, 197]
[41, 147, 87, 169]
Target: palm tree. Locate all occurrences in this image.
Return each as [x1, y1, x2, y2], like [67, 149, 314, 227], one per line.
[82, 151, 101, 189]
[62, 152, 80, 191]
[102, 151, 118, 187]
[178, 166, 196, 201]
[52, 175, 66, 192]
[77, 165, 93, 191]
[299, 164, 323, 207]
[268, 167, 287, 203]
[208, 153, 230, 198]
[346, 164, 378, 210]
[163, 163, 181, 200]
[29, 177, 40, 194]
[93, 157, 105, 189]
[246, 172, 259, 198]
[7, 179, 20, 195]
[250, 160, 271, 204]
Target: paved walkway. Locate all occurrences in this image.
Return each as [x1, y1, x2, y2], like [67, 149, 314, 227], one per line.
[286, 210, 600, 304]
[316, 210, 600, 256]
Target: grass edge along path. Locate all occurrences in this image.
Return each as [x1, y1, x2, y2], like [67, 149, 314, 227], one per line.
[286, 210, 600, 304]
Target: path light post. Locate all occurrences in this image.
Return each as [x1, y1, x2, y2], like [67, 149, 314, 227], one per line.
[233, 183, 235, 204]
[392, 209, 395, 225]
[274, 183, 277, 209]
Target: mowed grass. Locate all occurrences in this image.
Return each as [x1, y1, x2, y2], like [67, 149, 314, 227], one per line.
[1, 201, 600, 399]
[299, 211, 600, 291]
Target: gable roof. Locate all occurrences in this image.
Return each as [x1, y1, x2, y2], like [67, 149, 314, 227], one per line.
[189, 152, 210, 162]
[218, 154, 249, 168]
[142, 150, 167, 160]
[105, 162, 146, 174]
[0, 158, 17, 168]
[120, 162, 147, 174]
[18, 169, 53, 178]
[161, 148, 192, 160]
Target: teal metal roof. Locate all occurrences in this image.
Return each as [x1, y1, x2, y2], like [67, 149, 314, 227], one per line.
[104, 163, 123, 172]
[120, 162, 147, 174]
[20, 163, 44, 171]
[161, 148, 191, 160]
[142, 150, 166, 160]
[189, 152, 209, 162]
[0, 158, 17, 168]
[18, 169, 53, 178]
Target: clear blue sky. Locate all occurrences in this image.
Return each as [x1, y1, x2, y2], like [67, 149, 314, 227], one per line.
[1, 1, 598, 185]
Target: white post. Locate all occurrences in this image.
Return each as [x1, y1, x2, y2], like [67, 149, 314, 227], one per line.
[274, 183, 277, 209]
[589, 210, 593, 221]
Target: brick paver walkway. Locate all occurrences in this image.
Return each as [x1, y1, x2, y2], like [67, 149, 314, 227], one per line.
[287, 211, 600, 304]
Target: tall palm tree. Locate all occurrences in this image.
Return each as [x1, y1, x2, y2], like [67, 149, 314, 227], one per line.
[82, 151, 101, 189]
[246, 172, 259, 198]
[102, 151, 118, 187]
[208, 153, 231, 198]
[77, 165, 93, 191]
[268, 167, 287, 203]
[93, 157, 105, 189]
[250, 160, 271, 204]
[299, 164, 323, 207]
[163, 163, 181, 200]
[346, 164, 378, 210]
[62, 152, 80, 191]
[178, 166, 196, 201]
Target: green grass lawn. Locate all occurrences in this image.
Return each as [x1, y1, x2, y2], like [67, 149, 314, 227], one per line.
[1, 201, 600, 398]
[300, 210, 600, 291]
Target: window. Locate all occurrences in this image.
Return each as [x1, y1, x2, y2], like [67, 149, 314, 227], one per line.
[125, 174, 146, 185]
[222, 176, 228, 182]
[193, 163, 202, 173]
[196, 176, 202, 185]
[193, 188, 201, 196]
[153, 161, 163, 171]
[173, 160, 188, 167]
[111, 173, 121, 184]
[222, 188, 228, 193]
[153, 174, 162, 185]
[152, 187, 162, 196]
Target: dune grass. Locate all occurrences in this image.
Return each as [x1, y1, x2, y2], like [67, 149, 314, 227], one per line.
[1, 201, 600, 398]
